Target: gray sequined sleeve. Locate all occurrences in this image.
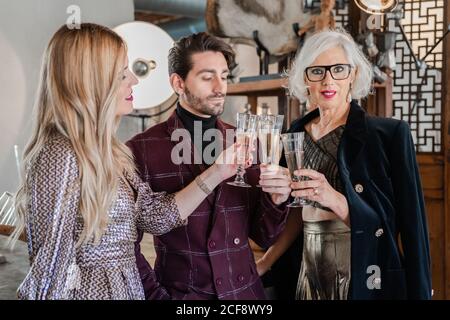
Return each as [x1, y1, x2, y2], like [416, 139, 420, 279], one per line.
[129, 172, 187, 235]
[18, 136, 80, 299]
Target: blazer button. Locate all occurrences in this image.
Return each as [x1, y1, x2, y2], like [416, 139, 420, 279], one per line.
[355, 184, 364, 193]
[209, 240, 216, 248]
[238, 275, 245, 282]
[233, 237, 240, 245]
[216, 278, 223, 286]
[375, 228, 384, 237]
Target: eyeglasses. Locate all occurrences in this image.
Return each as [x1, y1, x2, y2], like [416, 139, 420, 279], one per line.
[305, 64, 353, 82]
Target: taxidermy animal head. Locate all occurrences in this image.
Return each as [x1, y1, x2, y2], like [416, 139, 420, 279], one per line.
[206, 0, 311, 56]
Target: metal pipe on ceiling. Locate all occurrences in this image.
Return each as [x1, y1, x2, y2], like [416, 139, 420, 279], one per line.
[158, 17, 206, 40]
[134, 0, 206, 19]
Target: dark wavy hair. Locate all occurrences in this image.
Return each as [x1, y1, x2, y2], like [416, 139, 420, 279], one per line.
[168, 32, 236, 80]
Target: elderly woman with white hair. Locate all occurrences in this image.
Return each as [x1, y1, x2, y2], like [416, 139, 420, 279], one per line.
[256, 29, 431, 300]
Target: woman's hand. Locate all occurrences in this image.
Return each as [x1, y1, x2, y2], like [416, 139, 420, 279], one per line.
[291, 168, 350, 224]
[259, 164, 291, 205]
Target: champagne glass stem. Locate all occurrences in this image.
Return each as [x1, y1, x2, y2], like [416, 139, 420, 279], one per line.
[287, 175, 309, 207]
[235, 164, 246, 183]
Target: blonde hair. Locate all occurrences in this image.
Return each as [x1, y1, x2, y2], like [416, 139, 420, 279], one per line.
[288, 28, 373, 103]
[12, 23, 135, 246]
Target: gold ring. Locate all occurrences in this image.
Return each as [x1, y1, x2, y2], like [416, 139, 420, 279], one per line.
[313, 187, 319, 195]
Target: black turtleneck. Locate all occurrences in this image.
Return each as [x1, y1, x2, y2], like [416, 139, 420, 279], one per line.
[176, 103, 218, 165]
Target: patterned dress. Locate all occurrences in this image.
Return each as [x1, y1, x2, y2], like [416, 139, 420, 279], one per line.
[296, 126, 351, 300]
[17, 134, 185, 300]
[302, 125, 345, 211]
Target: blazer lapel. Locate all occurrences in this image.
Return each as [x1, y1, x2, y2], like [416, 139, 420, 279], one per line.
[289, 101, 368, 179]
[205, 118, 235, 206]
[166, 111, 205, 176]
[337, 101, 368, 179]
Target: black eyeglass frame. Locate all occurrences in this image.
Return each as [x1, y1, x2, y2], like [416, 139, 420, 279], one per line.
[304, 63, 353, 82]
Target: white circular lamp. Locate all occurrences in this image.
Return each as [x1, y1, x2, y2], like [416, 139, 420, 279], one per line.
[114, 21, 175, 110]
[355, 0, 398, 15]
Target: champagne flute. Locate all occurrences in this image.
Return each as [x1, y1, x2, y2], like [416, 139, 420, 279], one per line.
[227, 113, 257, 188]
[257, 115, 284, 186]
[281, 132, 309, 207]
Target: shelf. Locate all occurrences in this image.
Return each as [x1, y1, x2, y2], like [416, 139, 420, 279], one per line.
[227, 78, 288, 96]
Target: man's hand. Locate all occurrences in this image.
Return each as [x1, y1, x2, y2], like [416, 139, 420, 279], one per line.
[259, 164, 291, 205]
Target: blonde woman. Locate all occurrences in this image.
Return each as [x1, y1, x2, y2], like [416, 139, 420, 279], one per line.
[12, 23, 241, 300]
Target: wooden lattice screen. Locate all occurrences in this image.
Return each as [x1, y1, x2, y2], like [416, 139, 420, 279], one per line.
[311, 0, 444, 153]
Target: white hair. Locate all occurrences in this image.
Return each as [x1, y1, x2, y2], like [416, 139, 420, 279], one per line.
[288, 28, 373, 103]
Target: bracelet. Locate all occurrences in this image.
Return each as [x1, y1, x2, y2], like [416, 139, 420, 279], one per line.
[195, 175, 212, 195]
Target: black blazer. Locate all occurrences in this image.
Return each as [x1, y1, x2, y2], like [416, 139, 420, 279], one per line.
[284, 101, 432, 299]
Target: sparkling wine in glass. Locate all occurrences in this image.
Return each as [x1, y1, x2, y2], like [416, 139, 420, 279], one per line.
[257, 114, 284, 186]
[258, 115, 284, 166]
[227, 113, 257, 188]
[281, 132, 309, 207]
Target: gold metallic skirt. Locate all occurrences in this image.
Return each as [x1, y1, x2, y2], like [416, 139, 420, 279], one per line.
[296, 219, 351, 300]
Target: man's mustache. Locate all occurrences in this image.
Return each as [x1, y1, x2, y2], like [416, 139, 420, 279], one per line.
[208, 93, 225, 99]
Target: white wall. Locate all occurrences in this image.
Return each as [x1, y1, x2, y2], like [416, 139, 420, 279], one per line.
[0, 0, 134, 194]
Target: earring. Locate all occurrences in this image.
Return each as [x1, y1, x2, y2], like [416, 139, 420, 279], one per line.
[305, 87, 311, 110]
[347, 83, 353, 103]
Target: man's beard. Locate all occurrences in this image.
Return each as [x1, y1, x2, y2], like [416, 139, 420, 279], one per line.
[184, 87, 225, 116]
